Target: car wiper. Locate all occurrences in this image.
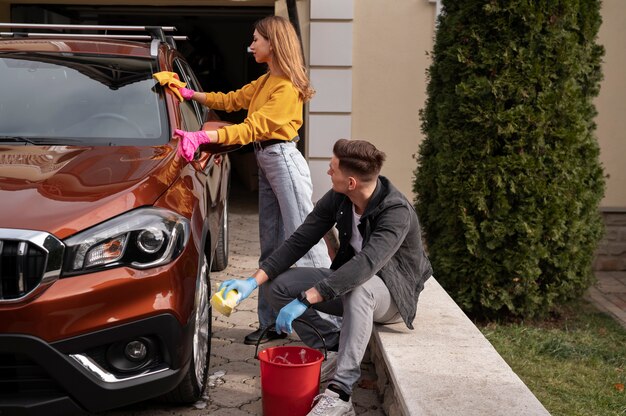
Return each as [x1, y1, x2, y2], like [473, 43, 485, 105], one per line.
[0, 136, 37, 144]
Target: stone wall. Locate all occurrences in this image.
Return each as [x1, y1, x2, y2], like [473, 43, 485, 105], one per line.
[368, 340, 402, 415]
[594, 210, 626, 271]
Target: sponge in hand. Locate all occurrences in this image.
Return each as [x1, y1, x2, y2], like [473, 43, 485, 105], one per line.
[211, 287, 241, 317]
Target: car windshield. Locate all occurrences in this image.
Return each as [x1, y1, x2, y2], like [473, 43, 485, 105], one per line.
[0, 52, 169, 145]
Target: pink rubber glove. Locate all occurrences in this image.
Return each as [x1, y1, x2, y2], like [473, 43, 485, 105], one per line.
[174, 129, 212, 161]
[179, 87, 195, 100]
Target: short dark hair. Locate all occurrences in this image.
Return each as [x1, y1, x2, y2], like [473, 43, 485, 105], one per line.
[333, 139, 386, 182]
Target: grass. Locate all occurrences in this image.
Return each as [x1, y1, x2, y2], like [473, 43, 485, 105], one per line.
[477, 300, 626, 416]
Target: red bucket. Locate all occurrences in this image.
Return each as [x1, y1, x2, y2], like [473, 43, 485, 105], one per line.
[255, 320, 327, 416]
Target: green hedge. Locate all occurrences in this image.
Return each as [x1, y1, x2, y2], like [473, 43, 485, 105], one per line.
[414, 0, 606, 318]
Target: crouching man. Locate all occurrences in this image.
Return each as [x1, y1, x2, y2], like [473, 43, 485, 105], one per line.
[219, 139, 432, 416]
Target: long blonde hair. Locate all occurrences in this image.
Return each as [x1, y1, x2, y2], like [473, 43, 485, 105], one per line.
[255, 16, 315, 102]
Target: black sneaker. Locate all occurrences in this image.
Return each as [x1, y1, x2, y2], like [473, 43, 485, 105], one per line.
[244, 327, 288, 345]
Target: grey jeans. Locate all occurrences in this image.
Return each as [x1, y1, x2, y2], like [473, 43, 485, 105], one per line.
[255, 140, 331, 329]
[263, 268, 402, 395]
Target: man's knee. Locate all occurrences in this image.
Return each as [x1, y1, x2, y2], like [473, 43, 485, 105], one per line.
[264, 267, 330, 309]
[345, 283, 373, 305]
[263, 270, 297, 308]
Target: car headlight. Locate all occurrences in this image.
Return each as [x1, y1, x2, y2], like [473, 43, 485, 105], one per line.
[63, 207, 190, 276]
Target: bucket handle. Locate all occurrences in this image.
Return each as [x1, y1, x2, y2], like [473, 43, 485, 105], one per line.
[254, 318, 328, 361]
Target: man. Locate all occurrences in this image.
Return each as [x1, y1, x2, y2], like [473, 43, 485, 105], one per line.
[220, 139, 432, 415]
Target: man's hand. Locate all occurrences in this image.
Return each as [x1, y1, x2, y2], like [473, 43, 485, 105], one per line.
[218, 277, 257, 304]
[174, 129, 212, 161]
[179, 87, 195, 100]
[275, 299, 308, 334]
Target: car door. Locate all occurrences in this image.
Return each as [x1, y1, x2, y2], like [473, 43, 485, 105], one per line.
[172, 59, 225, 240]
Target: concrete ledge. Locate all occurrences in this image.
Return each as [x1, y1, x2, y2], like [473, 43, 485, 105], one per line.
[369, 278, 550, 415]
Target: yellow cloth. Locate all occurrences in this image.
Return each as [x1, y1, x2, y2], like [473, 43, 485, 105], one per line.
[152, 71, 187, 102]
[202, 73, 302, 146]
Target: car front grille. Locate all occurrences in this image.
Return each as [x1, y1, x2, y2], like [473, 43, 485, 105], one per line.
[0, 229, 64, 302]
[0, 240, 46, 299]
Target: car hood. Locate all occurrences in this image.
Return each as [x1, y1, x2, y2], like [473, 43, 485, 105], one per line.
[0, 144, 178, 239]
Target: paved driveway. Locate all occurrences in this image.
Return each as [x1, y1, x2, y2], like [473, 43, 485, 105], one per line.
[99, 187, 384, 415]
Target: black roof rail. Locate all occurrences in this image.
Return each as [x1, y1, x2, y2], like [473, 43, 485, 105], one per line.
[0, 23, 186, 48]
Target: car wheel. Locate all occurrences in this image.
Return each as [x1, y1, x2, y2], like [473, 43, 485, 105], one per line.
[211, 197, 229, 272]
[162, 254, 211, 404]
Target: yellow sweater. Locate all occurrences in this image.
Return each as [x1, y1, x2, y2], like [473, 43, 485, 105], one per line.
[203, 73, 303, 146]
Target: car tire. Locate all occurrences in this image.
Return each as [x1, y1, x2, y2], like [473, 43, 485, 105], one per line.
[162, 253, 211, 404]
[211, 197, 229, 272]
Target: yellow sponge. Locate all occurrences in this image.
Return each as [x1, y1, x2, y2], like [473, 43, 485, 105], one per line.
[211, 287, 241, 317]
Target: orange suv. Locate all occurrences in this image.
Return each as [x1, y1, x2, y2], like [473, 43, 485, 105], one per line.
[0, 23, 233, 415]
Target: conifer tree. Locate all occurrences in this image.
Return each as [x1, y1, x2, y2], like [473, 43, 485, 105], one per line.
[414, 0, 605, 318]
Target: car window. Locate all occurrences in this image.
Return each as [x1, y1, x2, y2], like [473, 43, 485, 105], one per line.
[172, 60, 201, 132]
[0, 52, 169, 145]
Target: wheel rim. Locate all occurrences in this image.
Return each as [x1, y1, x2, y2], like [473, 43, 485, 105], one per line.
[192, 256, 210, 388]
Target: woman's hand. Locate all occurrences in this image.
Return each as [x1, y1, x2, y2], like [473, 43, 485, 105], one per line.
[179, 87, 196, 100]
[173, 129, 212, 161]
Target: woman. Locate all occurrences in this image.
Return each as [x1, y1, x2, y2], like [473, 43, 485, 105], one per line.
[174, 16, 333, 345]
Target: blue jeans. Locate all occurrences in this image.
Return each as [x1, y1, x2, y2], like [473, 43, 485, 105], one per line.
[255, 140, 331, 329]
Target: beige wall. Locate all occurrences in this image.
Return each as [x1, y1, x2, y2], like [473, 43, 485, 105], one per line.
[351, 0, 435, 201]
[596, 0, 626, 208]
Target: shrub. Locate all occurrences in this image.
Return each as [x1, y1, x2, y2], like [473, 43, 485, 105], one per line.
[414, 0, 606, 318]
